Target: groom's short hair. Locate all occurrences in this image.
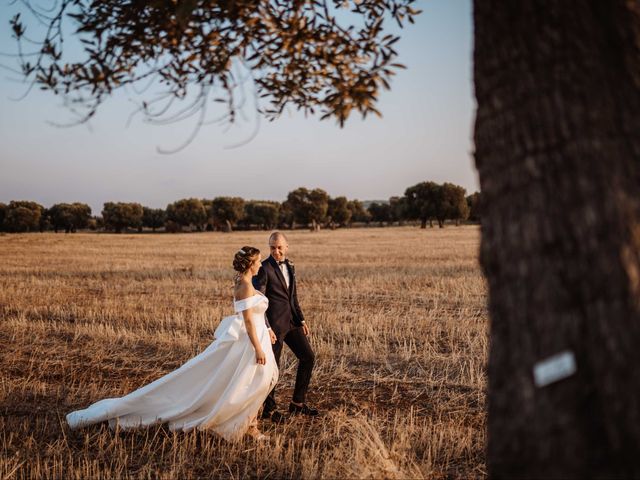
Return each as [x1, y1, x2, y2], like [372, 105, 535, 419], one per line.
[269, 231, 288, 243]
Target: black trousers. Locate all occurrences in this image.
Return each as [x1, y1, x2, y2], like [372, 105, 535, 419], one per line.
[264, 326, 315, 411]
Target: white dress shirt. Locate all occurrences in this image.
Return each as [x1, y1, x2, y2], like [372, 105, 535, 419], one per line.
[279, 260, 290, 289]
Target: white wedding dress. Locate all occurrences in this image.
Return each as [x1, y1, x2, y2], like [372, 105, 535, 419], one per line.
[66, 292, 278, 441]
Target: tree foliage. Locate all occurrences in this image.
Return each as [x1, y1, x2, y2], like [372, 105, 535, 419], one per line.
[47, 202, 92, 232]
[242, 201, 280, 230]
[404, 181, 468, 228]
[1, 179, 473, 234]
[440, 182, 469, 225]
[466, 192, 481, 222]
[167, 198, 207, 231]
[2, 201, 44, 232]
[347, 199, 370, 224]
[0, 203, 7, 232]
[278, 200, 294, 228]
[367, 201, 391, 225]
[404, 181, 441, 228]
[102, 202, 143, 233]
[142, 207, 167, 231]
[210, 197, 245, 232]
[285, 187, 329, 230]
[9, 0, 419, 135]
[327, 196, 352, 227]
[389, 195, 406, 223]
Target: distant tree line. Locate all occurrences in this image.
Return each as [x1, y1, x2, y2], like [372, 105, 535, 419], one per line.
[368, 182, 482, 228]
[0, 182, 481, 233]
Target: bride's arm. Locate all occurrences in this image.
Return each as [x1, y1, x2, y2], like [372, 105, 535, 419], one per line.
[235, 284, 266, 365]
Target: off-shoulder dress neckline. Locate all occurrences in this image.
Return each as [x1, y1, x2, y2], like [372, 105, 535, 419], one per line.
[233, 291, 265, 302]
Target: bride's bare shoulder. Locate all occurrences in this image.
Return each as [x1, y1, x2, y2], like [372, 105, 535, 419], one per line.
[234, 280, 256, 301]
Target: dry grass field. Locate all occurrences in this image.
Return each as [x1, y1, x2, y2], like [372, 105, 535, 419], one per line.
[0, 226, 487, 479]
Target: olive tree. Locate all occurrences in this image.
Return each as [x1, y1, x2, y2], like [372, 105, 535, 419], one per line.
[48, 202, 92, 232]
[2, 201, 44, 232]
[210, 197, 245, 232]
[166, 198, 207, 231]
[142, 207, 167, 232]
[327, 196, 352, 228]
[102, 202, 143, 233]
[284, 187, 329, 231]
[243, 201, 280, 230]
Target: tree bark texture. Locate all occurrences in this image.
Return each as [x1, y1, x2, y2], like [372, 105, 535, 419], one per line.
[474, 1, 640, 477]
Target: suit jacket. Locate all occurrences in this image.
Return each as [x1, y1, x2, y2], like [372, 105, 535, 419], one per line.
[252, 256, 305, 337]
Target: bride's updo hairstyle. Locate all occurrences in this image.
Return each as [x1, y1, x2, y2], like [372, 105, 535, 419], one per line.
[233, 246, 260, 273]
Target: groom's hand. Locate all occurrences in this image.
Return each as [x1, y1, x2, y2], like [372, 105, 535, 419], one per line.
[269, 329, 277, 344]
[302, 323, 310, 336]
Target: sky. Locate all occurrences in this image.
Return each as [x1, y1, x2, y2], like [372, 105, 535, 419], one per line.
[0, 0, 477, 213]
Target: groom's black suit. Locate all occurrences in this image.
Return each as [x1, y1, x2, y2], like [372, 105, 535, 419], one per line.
[253, 256, 315, 410]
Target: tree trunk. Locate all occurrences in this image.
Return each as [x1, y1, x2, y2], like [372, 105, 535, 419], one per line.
[224, 219, 232, 232]
[474, 1, 640, 477]
[429, 219, 433, 228]
[420, 219, 427, 229]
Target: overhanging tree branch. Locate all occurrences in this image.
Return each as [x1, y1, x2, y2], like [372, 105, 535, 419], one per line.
[7, 0, 420, 138]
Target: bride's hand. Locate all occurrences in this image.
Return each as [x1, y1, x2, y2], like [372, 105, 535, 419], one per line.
[255, 348, 266, 365]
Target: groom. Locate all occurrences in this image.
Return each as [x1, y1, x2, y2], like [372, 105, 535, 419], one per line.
[253, 231, 319, 422]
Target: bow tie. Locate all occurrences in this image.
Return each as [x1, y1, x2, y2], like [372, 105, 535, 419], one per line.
[277, 260, 286, 266]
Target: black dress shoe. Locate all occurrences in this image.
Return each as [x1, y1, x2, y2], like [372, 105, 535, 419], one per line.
[288, 403, 319, 416]
[261, 409, 287, 423]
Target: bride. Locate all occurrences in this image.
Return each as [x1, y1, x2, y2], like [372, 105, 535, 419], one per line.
[66, 246, 278, 441]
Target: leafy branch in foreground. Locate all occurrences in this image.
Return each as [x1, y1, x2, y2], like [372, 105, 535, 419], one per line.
[9, 0, 419, 134]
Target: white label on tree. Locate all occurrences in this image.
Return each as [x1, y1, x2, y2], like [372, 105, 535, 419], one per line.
[533, 350, 577, 387]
